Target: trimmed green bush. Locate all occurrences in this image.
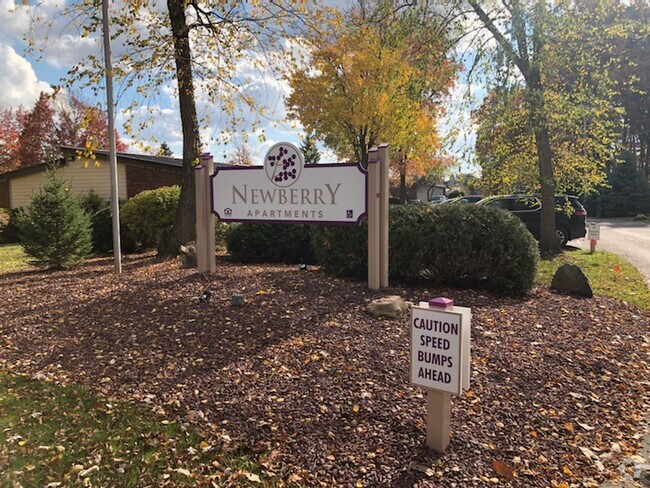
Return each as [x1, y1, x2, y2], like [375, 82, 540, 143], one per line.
[311, 223, 368, 278]
[15, 169, 92, 269]
[78, 192, 136, 254]
[225, 223, 315, 264]
[215, 220, 231, 251]
[313, 204, 538, 296]
[414, 204, 538, 296]
[121, 186, 180, 248]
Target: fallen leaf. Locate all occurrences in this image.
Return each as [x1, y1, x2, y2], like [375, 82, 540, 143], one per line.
[244, 472, 261, 483]
[492, 460, 514, 480]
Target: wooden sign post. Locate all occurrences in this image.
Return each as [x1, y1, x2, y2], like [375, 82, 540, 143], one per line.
[195, 153, 216, 273]
[411, 297, 471, 452]
[587, 222, 600, 254]
[202, 142, 390, 290]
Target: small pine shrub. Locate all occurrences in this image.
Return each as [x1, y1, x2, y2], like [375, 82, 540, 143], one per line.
[225, 223, 315, 264]
[121, 186, 180, 248]
[16, 169, 92, 268]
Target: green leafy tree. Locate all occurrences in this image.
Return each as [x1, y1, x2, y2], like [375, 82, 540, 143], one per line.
[300, 132, 321, 164]
[16, 168, 92, 268]
[465, 0, 629, 254]
[21, 1, 330, 256]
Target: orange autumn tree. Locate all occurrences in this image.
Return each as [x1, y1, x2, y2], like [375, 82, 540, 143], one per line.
[287, 13, 456, 194]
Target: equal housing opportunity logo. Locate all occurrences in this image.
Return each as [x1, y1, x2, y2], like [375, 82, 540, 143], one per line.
[212, 142, 368, 225]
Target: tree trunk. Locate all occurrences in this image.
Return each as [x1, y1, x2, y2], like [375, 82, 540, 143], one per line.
[161, 0, 201, 256]
[400, 157, 406, 204]
[528, 74, 558, 256]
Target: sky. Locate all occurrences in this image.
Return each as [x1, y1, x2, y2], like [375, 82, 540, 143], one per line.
[0, 0, 477, 170]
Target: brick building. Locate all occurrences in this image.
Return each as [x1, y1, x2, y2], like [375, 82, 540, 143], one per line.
[0, 147, 198, 209]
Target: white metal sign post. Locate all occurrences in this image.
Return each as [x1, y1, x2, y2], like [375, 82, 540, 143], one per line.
[411, 297, 471, 452]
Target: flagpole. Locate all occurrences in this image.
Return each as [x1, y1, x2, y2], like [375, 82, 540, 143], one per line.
[101, 0, 122, 274]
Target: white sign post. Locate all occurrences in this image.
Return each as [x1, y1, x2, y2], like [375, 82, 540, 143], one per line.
[587, 222, 600, 253]
[411, 297, 471, 452]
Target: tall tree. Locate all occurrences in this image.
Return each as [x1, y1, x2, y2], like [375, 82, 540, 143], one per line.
[22, 0, 327, 255]
[157, 142, 174, 157]
[288, 2, 456, 202]
[18, 92, 59, 168]
[287, 20, 454, 172]
[57, 95, 129, 155]
[610, 1, 649, 178]
[300, 132, 321, 165]
[464, 0, 626, 254]
[0, 105, 25, 172]
[227, 144, 254, 166]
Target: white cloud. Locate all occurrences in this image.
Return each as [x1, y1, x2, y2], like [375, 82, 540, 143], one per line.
[0, 44, 52, 108]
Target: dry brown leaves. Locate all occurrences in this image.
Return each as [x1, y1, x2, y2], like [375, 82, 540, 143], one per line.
[0, 253, 648, 487]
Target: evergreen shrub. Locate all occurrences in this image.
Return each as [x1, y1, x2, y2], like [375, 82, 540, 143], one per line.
[311, 222, 367, 278]
[79, 192, 136, 254]
[16, 169, 92, 268]
[414, 204, 538, 296]
[121, 186, 180, 248]
[313, 204, 538, 296]
[583, 153, 650, 217]
[225, 223, 315, 264]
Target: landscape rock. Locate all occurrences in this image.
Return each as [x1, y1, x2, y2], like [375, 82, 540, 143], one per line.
[366, 295, 409, 318]
[179, 242, 197, 269]
[551, 263, 593, 298]
[634, 463, 650, 482]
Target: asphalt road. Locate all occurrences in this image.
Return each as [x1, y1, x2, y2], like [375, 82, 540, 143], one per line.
[571, 218, 650, 285]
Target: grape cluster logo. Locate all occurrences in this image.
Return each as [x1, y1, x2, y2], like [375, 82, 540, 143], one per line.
[264, 142, 303, 188]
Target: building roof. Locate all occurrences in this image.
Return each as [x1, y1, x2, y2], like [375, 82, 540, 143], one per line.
[61, 146, 183, 168]
[0, 146, 231, 180]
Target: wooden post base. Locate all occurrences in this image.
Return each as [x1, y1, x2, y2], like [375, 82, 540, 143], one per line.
[426, 389, 451, 452]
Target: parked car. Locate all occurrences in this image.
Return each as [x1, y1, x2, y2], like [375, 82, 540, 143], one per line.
[459, 195, 483, 204]
[428, 195, 447, 205]
[476, 194, 587, 246]
[440, 195, 483, 205]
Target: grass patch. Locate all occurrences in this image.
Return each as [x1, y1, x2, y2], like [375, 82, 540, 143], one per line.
[0, 372, 274, 487]
[0, 244, 29, 274]
[537, 249, 650, 309]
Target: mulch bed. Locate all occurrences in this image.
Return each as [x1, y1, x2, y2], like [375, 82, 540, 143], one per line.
[0, 253, 648, 487]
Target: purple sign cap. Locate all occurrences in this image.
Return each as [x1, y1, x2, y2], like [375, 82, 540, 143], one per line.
[201, 152, 212, 159]
[429, 297, 453, 308]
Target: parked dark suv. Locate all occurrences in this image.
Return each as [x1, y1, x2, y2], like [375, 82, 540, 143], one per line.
[477, 194, 587, 246]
